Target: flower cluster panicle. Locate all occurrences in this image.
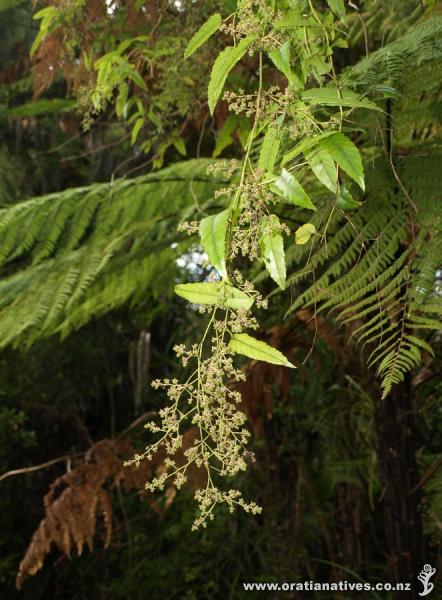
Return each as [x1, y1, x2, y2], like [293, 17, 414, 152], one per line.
[192, 488, 261, 531]
[177, 221, 199, 235]
[207, 160, 239, 178]
[223, 86, 293, 119]
[220, 0, 284, 51]
[125, 285, 266, 529]
[229, 171, 290, 261]
[126, 0, 345, 530]
[223, 90, 265, 119]
[214, 185, 238, 199]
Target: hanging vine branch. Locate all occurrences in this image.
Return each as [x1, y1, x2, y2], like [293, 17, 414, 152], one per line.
[126, 0, 380, 528]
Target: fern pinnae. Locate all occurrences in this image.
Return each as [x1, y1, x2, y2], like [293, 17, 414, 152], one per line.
[32, 199, 76, 264]
[336, 253, 410, 321]
[338, 262, 410, 321]
[65, 248, 114, 309]
[62, 189, 104, 253]
[350, 307, 402, 347]
[403, 334, 435, 357]
[415, 303, 442, 316]
[375, 279, 413, 397]
[409, 316, 442, 330]
[367, 331, 403, 368]
[40, 267, 83, 333]
[303, 223, 406, 316]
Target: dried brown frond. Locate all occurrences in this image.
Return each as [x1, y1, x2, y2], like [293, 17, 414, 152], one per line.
[32, 35, 64, 98]
[16, 429, 204, 589]
[16, 439, 147, 589]
[30, 0, 155, 97]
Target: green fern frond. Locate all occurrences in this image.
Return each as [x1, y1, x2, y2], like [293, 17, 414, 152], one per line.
[0, 159, 226, 347]
[287, 144, 441, 398]
[280, 12, 442, 398]
[342, 15, 442, 90]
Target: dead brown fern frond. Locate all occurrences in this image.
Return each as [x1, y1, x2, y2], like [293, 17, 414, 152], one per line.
[16, 430, 204, 590]
[15, 439, 150, 589]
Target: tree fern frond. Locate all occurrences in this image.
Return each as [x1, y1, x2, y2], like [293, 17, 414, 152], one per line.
[282, 10, 442, 398]
[0, 160, 226, 347]
[287, 143, 441, 398]
[342, 16, 442, 90]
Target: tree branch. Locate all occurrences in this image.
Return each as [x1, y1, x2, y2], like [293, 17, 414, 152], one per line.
[0, 453, 84, 483]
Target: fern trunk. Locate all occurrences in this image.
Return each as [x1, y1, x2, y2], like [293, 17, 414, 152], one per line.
[374, 383, 424, 598]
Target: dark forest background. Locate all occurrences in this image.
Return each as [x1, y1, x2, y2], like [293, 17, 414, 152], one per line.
[0, 1, 441, 598]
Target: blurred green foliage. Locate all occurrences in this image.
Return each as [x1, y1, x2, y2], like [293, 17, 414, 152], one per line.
[0, 1, 441, 598]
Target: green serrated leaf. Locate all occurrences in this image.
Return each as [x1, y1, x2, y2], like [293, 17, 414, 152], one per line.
[213, 115, 238, 157]
[131, 118, 144, 144]
[295, 223, 316, 245]
[275, 168, 316, 211]
[229, 333, 295, 368]
[128, 68, 148, 91]
[268, 41, 294, 85]
[301, 87, 380, 111]
[174, 282, 253, 310]
[326, 0, 346, 18]
[199, 209, 230, 279]
[115, 84, 129, 118]
[258, 126, 281, 173]
[147, 109, 161, 128]
[281, 131, 336, 166]
[318, 132, 365, 190]
[31, 7, 59, 56]
[334, 38, 348, 49]
[173, 138, 187, 156]
[184, 13, 222, 59]
[305, 146, 337, 192]
[29, 29, 46, 57]
[260, 215, 286, 289]
[274, 8, 305, 29]
[208, 35, 256, 115]
[307, 55, 332, 78]
[336, 185, 362, 210]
